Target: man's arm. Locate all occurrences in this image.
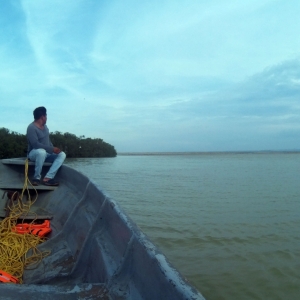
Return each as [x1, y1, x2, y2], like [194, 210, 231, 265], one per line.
[49, 137, 61, 154]
[53, 147, 61, 154]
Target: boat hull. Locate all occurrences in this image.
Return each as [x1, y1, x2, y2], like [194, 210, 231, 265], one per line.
[0, 159, 205, 299]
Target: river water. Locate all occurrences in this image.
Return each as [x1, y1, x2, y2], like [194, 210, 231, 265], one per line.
[65, 153, 300, 300]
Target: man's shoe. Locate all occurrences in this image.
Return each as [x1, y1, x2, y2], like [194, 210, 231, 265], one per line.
[31, 178, 40, 186]
[43, 179, 59, 186]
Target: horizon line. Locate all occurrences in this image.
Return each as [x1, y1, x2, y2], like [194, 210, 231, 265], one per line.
[117, 150, 300, 155]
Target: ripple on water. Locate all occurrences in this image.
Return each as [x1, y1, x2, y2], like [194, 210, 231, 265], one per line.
[65, 154, 300, 300]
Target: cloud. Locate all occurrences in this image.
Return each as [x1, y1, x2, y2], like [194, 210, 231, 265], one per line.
[133, 58, 300, 151]
[1, 1, 300, 151]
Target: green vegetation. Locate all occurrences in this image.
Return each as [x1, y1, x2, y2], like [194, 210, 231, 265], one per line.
[0, 128, 27, 159]
[50, 131, 117, 158]
[0, 127, 117, 159]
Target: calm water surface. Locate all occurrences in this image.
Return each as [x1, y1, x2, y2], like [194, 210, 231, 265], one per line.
[65, 153, 300, 300]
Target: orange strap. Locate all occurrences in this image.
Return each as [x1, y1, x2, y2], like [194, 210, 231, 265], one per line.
[0, 270, 19, 284]
[12, 220, 51, 237]
[30, 227, 52, 237]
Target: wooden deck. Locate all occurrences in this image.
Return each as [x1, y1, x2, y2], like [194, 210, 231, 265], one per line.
[0, 183, 57, 191]
[2, 158, 53, 166]
[1, 158, 56, 190]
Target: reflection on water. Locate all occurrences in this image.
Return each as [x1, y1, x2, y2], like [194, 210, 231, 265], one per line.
[65, 153, 300, 300]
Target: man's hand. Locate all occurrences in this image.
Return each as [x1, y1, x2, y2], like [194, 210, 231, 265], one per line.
[53, 147, 62, 154]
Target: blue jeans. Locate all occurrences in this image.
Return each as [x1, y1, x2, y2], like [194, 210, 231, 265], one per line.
[28, 149, 66, 180]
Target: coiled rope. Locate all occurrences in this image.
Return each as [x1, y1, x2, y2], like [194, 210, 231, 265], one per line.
[0, 159, 50, 283]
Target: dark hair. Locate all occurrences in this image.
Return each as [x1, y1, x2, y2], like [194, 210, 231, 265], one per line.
[33, 106, 47, 120]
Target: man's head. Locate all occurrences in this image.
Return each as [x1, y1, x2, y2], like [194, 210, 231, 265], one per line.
[33, 106, 47, 124]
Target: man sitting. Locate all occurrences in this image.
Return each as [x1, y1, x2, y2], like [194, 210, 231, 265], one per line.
[27, 106, 66, 186]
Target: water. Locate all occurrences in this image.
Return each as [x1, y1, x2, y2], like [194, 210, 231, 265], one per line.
[65, 153, 300, 300]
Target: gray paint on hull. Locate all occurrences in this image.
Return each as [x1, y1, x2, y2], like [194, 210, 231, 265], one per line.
[0, 159, 205, 300]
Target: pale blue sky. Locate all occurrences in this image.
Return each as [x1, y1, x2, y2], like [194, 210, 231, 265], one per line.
[1, 0, 300, 152]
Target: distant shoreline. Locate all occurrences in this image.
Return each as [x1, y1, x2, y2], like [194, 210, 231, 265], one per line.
[117, 150, 300, 156]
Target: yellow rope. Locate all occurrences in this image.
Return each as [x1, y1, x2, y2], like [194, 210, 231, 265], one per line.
[0, 159, 50, 283]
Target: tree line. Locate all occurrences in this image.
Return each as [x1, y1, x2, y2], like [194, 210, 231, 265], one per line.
[0, 128, 117, 159]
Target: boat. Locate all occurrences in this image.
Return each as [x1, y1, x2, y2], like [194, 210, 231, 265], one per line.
[0, 158, 205, 299]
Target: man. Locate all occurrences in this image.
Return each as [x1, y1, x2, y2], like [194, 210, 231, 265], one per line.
[27, 106, 66, 186]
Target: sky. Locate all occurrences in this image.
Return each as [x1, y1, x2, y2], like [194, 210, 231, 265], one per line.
[1, 0, 300, 152]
